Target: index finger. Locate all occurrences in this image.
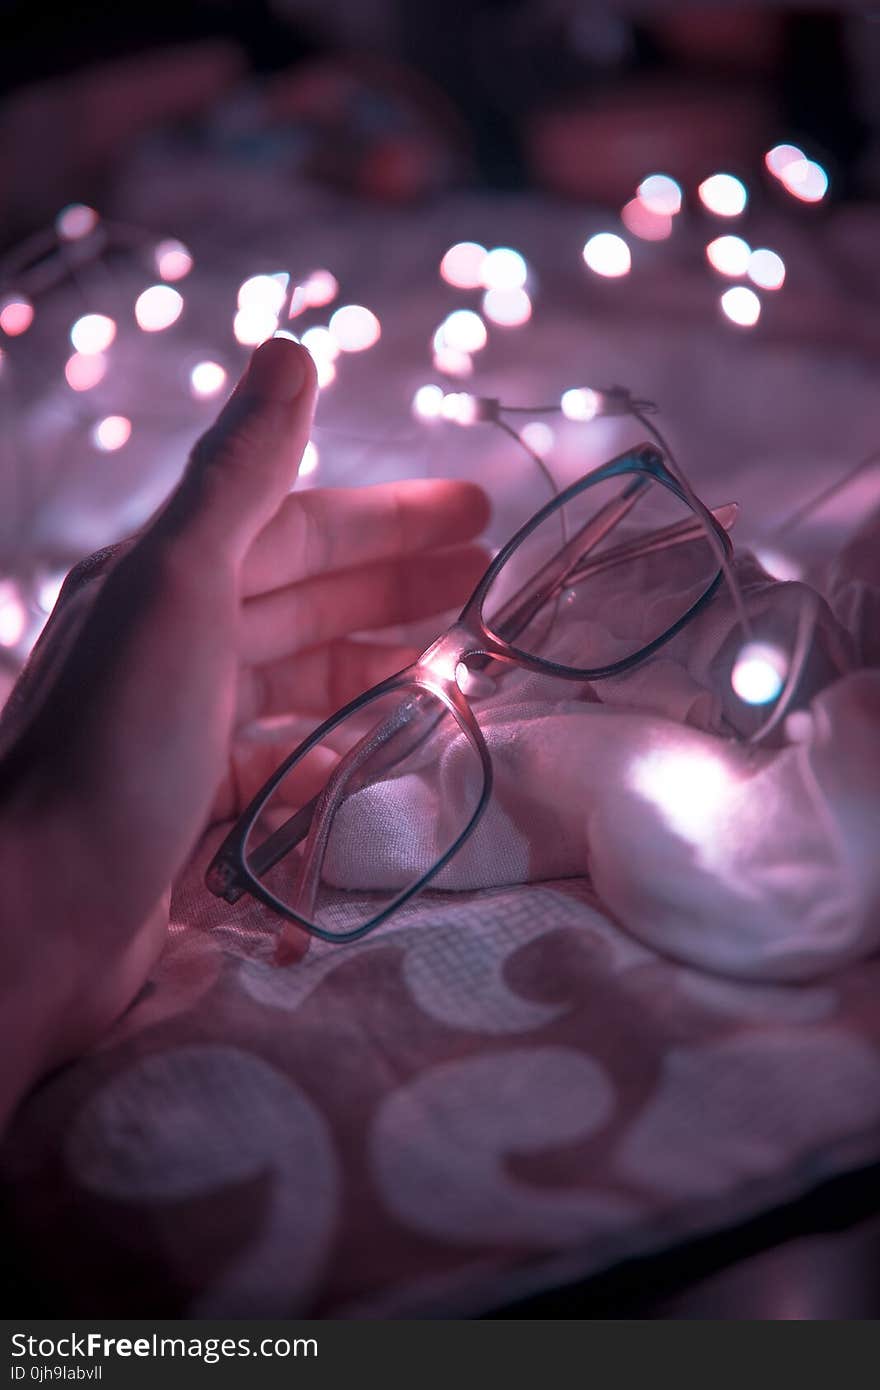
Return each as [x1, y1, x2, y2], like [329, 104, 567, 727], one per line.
[240, 478, 490, 597]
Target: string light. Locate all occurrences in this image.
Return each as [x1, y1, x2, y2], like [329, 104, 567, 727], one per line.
[302, 270, 339, 308]
[65, 352, 107, 391]
[765, 144, 805, 180]
[0, 295, 34, 337]
[412, 384, 445, 420]
[779, 158, 829, 204]
[91, 415, 132, 452]
[698, 174, 748, 217]
[70, 313, 116, 354]
[747, 248, 785, 291]
[56, 204, 99, 240]
[36, 572, 65, 614]
[720, 286, 761, 327]
[521, 421, 555, 454]
[731, 642, 788, 704]
[154, 239, 193, 281]
[482, 287, 532, 327]
[440, 392, 479, 425]
[706, 235, 751, 277]
[237, 274, 288, 315]
[0, 582, 28, 649]
[436, 309, 488, 354]
[480, 247, 528, 291]
[315, 358, 337, 389]
[134, 285, 183, 332]
[582, 233, 631, 278]
[440, 242, 487, 289]
[561, 387, 601, 421]
[432, 346, 473, 377]
[328, 304, 381, 352]
[300, 326, 340, 363]
[189, 360, 227, 399]
[636, 174, 682, 216]
[622, 199, 672, 241]
[233, 305, 278, 346]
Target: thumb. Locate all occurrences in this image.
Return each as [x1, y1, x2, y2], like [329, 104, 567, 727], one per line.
[160, 336, 318, 563]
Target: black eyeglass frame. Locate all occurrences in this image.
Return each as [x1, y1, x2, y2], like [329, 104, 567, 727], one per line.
[206, 442, 732, 943]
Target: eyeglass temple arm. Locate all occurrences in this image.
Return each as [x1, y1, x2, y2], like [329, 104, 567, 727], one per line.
[225, 500, 728, 889]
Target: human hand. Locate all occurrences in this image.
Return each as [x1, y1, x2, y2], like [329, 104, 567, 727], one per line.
[0, 338, 488, 1121]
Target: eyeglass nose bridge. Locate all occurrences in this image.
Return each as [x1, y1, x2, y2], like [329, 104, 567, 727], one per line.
[417, 621, 510, 694]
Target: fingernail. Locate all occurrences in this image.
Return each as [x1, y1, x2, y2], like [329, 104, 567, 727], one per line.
[245, 337, 307, 402]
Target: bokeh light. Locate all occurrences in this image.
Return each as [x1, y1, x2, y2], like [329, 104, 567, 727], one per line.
[189, 360, 227, 399]
[731, 641, 788, 704]
[237, 274, 288, 315]
[70, 313, 116, 354]
[705, 235, 751, 277]
[154, 239, 193, 281]
[622, 199, 672, 241]
[480, 247, 528, 291]
[779, 158, 829, 203]
[233, 305, 278, 346]
[56, 203, 99, 240]
[65, 352, 107, 391]
[299, 441, 319, 476]
[91, 415, 132, 452]
[300, 325, 340, 363]
[561, 387, 601, 421]
[440, 392, 479, 425]
[440, 241, 487, 289]
[432, 346, 473, 378]
[37, 572, 66, 614]
[315, 358, 336, 390]
[765, 144, 805, 180]
[329, 304, 381, 352]
[748, 248, 786, 291]
[0, 583, 27, 649]
[302, 270, 339, 308]
[698, 174, 748, 217]
[437, 308, 488, 353]
[582, 232, 631, 277]
[482, 286, 532, 327]
[135, 285, 183, 332]
[0, 296, 35, 337]
[521, 421, 555, 454]
[412, 384, 445, 420]
[636, 173, 682, 216]
[720, 285, 761, 327]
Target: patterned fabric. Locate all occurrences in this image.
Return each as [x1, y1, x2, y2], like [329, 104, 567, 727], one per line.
[3, 852, 880, 1317]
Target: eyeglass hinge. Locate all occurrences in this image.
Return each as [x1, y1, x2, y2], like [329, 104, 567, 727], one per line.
[206, 856, 245, 904]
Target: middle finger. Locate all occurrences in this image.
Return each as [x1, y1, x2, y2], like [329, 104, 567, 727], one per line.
[240, 543, 488, 664]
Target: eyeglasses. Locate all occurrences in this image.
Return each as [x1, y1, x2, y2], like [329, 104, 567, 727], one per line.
[207, 431, 756, 945]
